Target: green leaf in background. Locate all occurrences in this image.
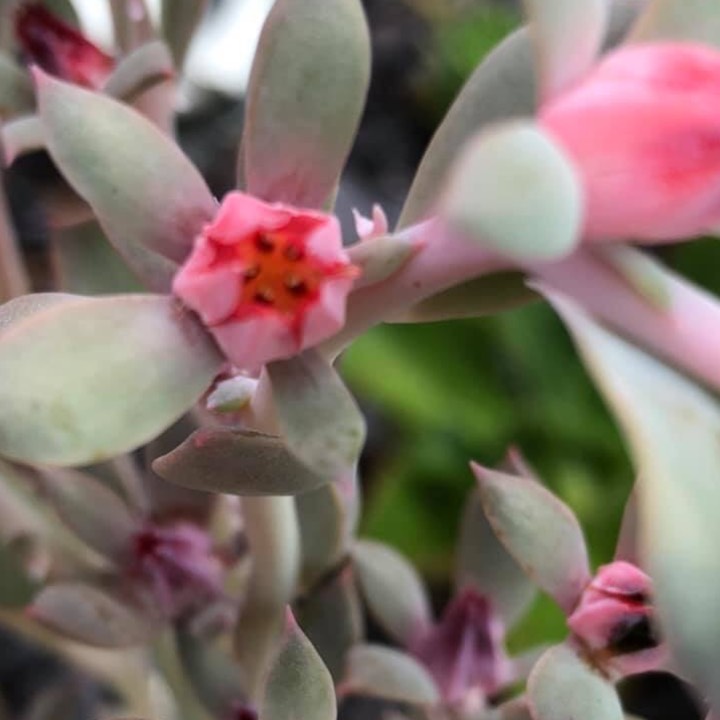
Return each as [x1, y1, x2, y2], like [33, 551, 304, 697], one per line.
[0, 294, 222, 466]
[0, 52, 34, 117]
[161, 0, 209, 69]
[242, 0, 370, 208]
[528, 644, 623, 720]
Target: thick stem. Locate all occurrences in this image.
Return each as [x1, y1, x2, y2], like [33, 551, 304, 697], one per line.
[528, 248, 720, 394]
[323, 219, 504, 357]
[234, 372, 300, 703]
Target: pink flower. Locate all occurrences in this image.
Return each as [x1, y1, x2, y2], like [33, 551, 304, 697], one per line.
[567, 561, 665, 675]
[410, 588, 512, 705]
[126, 521, 225, 621]
[540, 43, 720, 243]
[15, 3, 115, 89]
[173, 192, 360, 370]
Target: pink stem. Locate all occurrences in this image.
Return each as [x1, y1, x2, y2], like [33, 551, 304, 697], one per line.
[527, 249, 720, 393]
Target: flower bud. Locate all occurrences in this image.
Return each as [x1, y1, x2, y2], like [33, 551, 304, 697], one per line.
[173, 192, 359, 371]
[541, 43, 720, 243]
[567, 561, 665, 675]
[410, 587, 512, 705]
[15, 3, 115, 89]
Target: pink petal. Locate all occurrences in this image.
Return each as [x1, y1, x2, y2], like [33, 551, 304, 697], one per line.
[301, 277, 355, 350]
[209, 191, 291, 243]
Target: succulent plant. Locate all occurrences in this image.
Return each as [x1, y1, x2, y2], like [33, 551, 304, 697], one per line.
[0, 0, 718, 718]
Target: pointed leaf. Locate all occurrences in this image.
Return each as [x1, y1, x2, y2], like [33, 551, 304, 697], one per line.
[153, 427, 327, 496]
[441, 122, 582, 261]
[267, 350, 366, 480]
[348, 234, 417, 290]
[629, 0, 720, 47]
[546, 289, 720, 711]
[528, 645, 623, 720]
[353, 539, 432, 646]
[0, 53, 34, 117]
[243, 0, 370, 207]
[455, 488, 535, 628]
[472, 464, 591, 613]
[31, 583, 156, 647]
[0, 538, 38, 607]
[261, 610, 336, 720]
[0, 294, 222, 466]
[296, 566, 364, 682]
[38, 467, 138, 562]
[36, 71, 215, 291]
[522, 0, 607, 102]
[2, 116, 45, 164]
[343, 644, 440, 705]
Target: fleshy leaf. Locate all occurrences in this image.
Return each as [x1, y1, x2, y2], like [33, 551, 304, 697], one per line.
[102, 41, 175, 103]
[342, 644, 440, 705]
[347, 234, 417, 290]
[296, 567, 364, 682]
[267, 350, 366, 480]
[243, 0, 370, 208]
[0, 538, 38, 608]
[36, 70, 215, 291]
[489, 699, 533, 720]
[161, 0, 209, 69]
[455, 488, 535, 628]
[527, 645, 623, 720]
[2, 116, 45, 164]
[0, 52, 34, 117]
[441, 121, 582, 261]
[261, 610, 336, 720]
[353, 539, 432, 646]
[153, 427, 327, 496]
[38, 467, 138, 562]
[522, 0, 607, 102]
[546, 289, 720, 711]
[472, 464, 591, 613]
[30, 583, 155, 647]
[0, 294, 222, 466]
[399, 0, 641, 229]
[296, 478, 357, 591]
[629, 0, 720, 47]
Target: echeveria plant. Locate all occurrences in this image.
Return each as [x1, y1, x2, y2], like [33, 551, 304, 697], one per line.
[0, 0, 718, 718]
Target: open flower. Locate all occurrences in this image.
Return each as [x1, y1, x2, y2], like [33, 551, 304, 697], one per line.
[15, 2, 115, 89]
[410, 588, 513, 706]
[540, 43, 720, 243]
[173, 191, 360, 371]
[567, 561, 665, 675]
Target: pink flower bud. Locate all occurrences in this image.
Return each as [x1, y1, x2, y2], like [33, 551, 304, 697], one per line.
[126, 521, 224, 621]
[15, 3, 115, 89]
[410, 588, 512, 705]
[567, 561, 665, 675]
[540, 43, 720, 243]
[173, 192, 360, 371]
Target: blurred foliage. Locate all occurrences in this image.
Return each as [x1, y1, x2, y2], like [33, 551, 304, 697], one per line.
[411, 1, 520, 125]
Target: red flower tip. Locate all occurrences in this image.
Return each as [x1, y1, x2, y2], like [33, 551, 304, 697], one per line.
[173, 192, 360, 371]
[15, 2, 115, 89]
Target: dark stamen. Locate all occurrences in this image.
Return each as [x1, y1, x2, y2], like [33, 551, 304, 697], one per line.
[255, 234, 275, 253]
[284, 244, 303, 261]
[243, 265, 260, 280]
[254, 287, 275, 305]
[285, 275, 308, 295]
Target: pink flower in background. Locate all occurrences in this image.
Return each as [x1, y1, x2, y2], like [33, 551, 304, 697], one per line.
[541, 43, 720, 243]
[174, 192, 359, 370]
[15, 3, 115, 89]
[127, 521, 224, 621]
[567, 561, 664, 675]
[410, 588, 512, 705]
